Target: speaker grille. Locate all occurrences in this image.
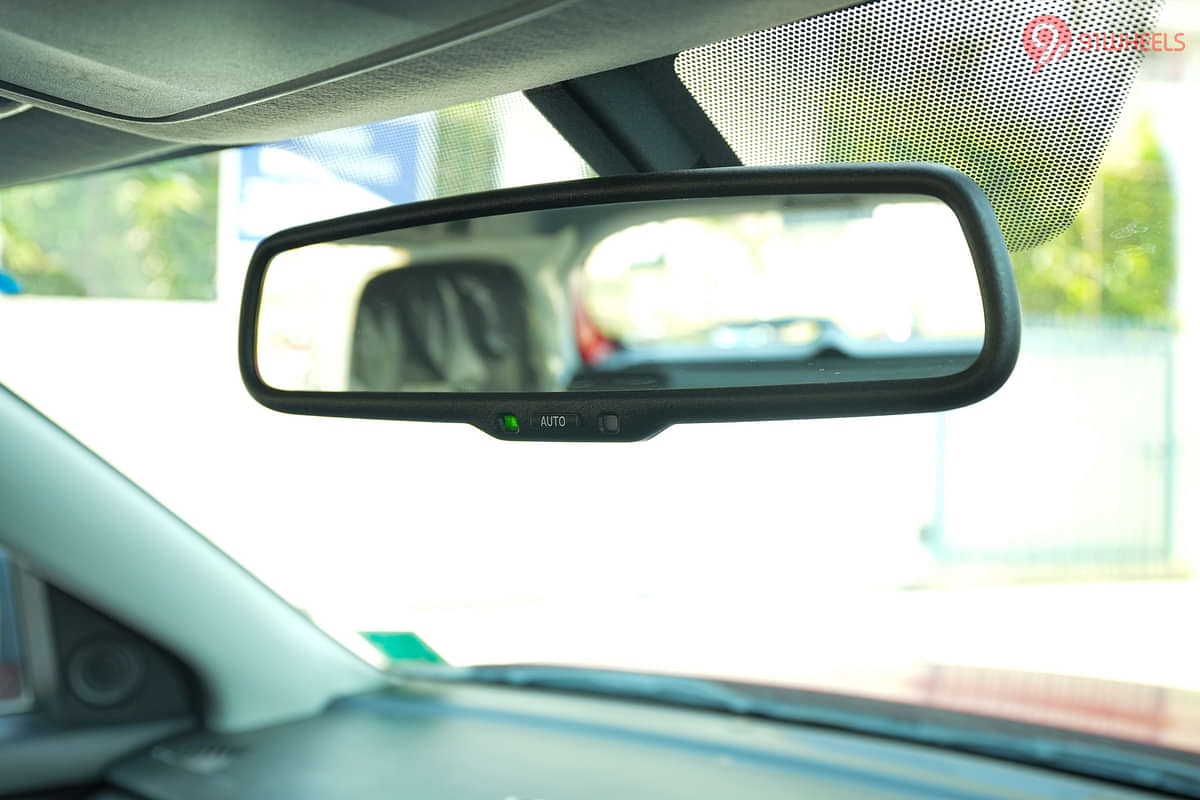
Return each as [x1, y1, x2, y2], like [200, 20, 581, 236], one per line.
[66, 639, 145, 707]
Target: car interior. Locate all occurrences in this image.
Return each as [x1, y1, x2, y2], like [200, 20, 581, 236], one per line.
[1, 0, 1198, 798]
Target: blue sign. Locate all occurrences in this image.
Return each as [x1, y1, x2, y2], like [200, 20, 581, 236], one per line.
[236, 116, 430, 241]
[0, 270, 20, 295]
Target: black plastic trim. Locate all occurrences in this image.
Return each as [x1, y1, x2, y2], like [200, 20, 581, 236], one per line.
[238, 164, 1021, 441]
[525, 55, 740, 174]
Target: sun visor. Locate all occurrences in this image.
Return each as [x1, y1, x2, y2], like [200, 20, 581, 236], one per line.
[0, 0, 555, 121]
[0, 0, 856, 145]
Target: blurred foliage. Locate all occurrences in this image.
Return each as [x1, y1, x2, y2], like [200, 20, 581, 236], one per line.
[0, 153, 219, 299]
[432, 101, 502, 199]
[817, 17, 1087, 253]
[1011, 116, 1175, 323]
[812, 15, 1176, 320]
[819, 51, 1175, 322]
[0, 93, 1175, 323]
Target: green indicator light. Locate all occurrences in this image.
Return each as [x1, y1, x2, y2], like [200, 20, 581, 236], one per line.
[501, 414, 519, 433]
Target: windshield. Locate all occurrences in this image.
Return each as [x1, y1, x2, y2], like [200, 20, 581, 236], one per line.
[2, 0, 1199, 768]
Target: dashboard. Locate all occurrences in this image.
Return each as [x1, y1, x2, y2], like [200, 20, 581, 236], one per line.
[0, 558, 1180, 799]
[102, 681, 1166, 800]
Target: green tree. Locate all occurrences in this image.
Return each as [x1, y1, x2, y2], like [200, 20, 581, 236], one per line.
[432, 101, 502, 199]
[1010, 116, 1175, 323]
[802, 15, 1176, 323]
[0, 153, 220, 299]
[815, 34, 1176, 324]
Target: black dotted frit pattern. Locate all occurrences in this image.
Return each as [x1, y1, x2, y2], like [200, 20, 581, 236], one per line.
[676, 0, 1163, 251]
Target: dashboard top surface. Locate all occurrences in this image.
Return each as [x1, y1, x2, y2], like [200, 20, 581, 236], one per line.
[108, 680, 1165, 800]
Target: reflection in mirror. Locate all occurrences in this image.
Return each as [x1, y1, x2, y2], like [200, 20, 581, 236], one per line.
[256, 194, 984, 393]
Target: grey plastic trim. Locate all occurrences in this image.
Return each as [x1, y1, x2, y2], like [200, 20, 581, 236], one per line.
[0, 692, 30, 715]
[0, 386, 384, 731]
[9, 566, 54, 713]
[0, 101, 32, 121]
[0, 0, 573, 124]
[0, 565, 34, 716]
[0, 715, 191, 796]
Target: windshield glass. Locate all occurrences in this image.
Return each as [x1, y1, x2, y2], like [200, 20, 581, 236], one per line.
[2, 2, 1199, 763]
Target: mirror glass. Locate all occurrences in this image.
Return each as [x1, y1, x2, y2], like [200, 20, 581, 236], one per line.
[255, 194, 985, 393]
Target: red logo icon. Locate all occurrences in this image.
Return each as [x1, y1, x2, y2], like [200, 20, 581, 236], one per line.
[1023, 15, 1072, 73]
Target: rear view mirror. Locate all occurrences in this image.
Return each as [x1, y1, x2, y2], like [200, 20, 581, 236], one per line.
[239, 165, 1019, 441]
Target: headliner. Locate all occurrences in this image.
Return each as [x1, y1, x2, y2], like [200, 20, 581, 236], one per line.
[0, 0, 858, 187]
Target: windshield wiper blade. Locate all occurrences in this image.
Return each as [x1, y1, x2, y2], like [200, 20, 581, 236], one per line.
[470, 664, 760, 713]
[388, 663, 1200, 797]
[388, 662, 754, 712]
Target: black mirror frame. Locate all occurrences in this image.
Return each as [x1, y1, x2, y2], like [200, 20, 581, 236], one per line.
[239, 164, 1020, 441]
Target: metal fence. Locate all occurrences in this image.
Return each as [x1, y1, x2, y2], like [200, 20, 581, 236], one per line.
[928, 318, 1179, 583]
